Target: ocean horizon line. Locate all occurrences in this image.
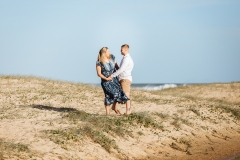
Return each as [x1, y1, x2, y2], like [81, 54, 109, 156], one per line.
[89, 83, 209, 91]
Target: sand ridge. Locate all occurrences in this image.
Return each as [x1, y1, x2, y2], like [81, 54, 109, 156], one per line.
[0, 76, 240, 160]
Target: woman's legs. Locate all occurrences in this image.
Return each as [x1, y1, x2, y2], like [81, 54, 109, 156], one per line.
[105, 105, 110, 115]
[111, 102, 117, 110]
[126, 100, 131, 115]
[112, 102, 121, 115]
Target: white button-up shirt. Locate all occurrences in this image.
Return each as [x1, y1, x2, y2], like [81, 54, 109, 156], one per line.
[111, 54, 134, 82]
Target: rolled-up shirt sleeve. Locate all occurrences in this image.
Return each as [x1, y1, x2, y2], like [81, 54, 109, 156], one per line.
[111, 57, 129, 77]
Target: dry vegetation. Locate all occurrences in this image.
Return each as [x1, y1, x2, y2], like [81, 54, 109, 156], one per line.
[0, 75, 240, 160]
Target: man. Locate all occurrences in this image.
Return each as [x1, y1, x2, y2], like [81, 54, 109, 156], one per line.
[111, 44, 134, 115]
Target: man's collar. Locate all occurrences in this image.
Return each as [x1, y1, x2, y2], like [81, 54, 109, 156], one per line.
[124, 53, 130, 57]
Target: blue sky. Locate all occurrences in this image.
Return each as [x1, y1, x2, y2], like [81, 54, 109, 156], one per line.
[0, 0, 240, 83]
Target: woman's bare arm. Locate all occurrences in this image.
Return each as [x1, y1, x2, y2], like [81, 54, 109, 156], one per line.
[96, 64, 112, 81]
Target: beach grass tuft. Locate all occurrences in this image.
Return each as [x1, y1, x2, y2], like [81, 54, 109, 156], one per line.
[170, 142, 185, 152]
[232, 156, 240, 160]
[189, 105, 201, 116]
[44, 110, 164, 152]
[0, 138, 30, 157]
[216, 105, 240, 119]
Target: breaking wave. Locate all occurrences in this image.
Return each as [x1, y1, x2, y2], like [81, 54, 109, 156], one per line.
[135, 84, 184, 91]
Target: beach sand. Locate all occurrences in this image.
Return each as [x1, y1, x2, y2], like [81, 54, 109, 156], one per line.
[0, 76, 240, 160]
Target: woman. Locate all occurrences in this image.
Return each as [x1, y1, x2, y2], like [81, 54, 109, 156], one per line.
[96, 47, 129, 115]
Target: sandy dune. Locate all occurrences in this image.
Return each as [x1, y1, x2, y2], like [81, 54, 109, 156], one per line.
[0, 76, 240, 160]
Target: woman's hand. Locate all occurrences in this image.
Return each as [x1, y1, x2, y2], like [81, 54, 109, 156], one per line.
[96, 64, 113, 81]
[106, 76, 113, 81]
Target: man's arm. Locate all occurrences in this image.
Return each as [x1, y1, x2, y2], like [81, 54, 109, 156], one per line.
[111, 57, 129, 77]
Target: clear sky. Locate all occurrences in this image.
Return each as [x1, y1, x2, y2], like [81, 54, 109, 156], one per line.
[0, 0, 240, 83]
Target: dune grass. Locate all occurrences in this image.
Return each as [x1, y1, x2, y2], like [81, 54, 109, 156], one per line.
[189, 105, 201, 116]
[0, 138, 31, 159]
[1, 75, 240, 159]
[169, 137, 192, 155]
[233, 156, 240, 160]
[216, 105, 240, 120]
[0, 139, 29, 152]
[44, 126, 119, 152]
[44, 110, 164, 152]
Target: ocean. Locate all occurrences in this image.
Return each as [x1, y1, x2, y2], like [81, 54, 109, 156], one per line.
[131, 83, 186, 90]
[92, 83, 190, 91]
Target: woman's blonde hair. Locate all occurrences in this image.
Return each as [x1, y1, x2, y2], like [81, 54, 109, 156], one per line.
[98, 47, 111, 63]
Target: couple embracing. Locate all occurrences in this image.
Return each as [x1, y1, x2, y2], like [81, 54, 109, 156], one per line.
[96, 44, 134, 115]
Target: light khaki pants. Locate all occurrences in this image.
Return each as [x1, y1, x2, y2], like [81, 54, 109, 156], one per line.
[120, 79, 132, 98]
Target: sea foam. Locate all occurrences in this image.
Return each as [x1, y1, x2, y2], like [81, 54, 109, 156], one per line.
[136, 84, 178, 91]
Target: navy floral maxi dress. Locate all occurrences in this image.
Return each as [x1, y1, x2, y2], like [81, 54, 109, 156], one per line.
[97, 55, 129, 106]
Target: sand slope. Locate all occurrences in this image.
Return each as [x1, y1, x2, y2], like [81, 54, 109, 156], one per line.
[0, 76, 240, 160]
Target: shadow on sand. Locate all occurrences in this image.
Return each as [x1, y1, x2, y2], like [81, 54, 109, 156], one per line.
[30, 105, 78, 113]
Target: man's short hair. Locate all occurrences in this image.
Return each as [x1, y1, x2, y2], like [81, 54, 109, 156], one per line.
[121, 44, 129, 49]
